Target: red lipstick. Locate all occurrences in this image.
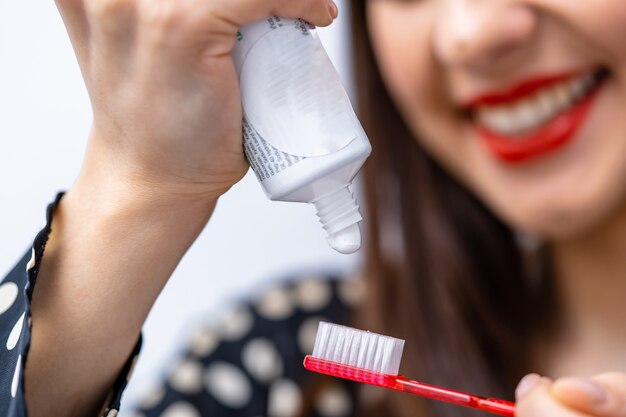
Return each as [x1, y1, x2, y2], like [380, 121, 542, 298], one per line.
[466, 72, 582, 107]
[466, 69, 605, 163]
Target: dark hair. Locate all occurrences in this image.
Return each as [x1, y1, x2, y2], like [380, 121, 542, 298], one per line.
[350, 2, 558, 416]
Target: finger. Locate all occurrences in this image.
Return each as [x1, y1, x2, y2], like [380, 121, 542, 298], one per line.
[84, 0, 138, 79]
[84, 0, 137, 50]
[552, 373, 626, 417]
[136, 0, 336, 52]
[517, 378, 588, 417]
[54, 0, 91, 62]
[202, 0, 337, 31]
[516, 373, 542, 400]
[594, 373, 626, 417]
[133, 0, 338, 70]
[516, 373, 554, 401]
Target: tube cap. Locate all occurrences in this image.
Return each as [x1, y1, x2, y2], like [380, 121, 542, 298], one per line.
[313, 187, 363, 254]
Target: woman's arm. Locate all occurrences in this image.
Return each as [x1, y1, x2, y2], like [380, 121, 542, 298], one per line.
[25, 162, 217, 416]
[23, 0, 337, 415]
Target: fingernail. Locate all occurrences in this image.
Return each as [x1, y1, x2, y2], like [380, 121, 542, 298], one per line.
[516, 374, 542, 400]
[328, 0, 338, 19]
[555, 378, 608, 406]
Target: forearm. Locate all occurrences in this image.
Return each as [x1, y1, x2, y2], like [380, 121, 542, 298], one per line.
[24, 161, 217, 417]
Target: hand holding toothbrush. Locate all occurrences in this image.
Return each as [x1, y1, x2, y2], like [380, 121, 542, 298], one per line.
[515, 373, 626, 417]
[306, 322, 626, 417]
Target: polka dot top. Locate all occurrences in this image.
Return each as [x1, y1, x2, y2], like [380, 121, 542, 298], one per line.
[0, 194, 368, 417]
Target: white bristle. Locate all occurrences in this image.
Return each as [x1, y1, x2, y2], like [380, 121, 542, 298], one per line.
[311, 322, 405, 376]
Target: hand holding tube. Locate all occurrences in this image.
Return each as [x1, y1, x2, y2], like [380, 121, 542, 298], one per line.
[57, 0, 337, 204]
[26, 1, 337, 416]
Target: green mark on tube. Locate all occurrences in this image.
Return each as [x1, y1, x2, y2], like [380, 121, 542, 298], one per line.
[236, 31, 243, 41]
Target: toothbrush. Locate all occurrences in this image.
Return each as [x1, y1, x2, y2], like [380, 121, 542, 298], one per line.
[303, 322, 515, 417]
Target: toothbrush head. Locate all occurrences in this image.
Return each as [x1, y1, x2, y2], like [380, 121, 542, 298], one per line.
[311, 322, 405, 376]
[305, 323, 516, 417]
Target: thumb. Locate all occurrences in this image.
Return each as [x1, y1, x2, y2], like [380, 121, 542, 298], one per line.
[551, 373, 626, 417]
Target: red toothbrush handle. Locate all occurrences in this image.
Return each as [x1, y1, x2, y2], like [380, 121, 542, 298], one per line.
[394, 376, 515, 417]
[304, 356, 515, 417]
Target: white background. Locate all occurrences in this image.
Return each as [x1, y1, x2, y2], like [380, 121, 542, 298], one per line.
[0, 1, 359, 412]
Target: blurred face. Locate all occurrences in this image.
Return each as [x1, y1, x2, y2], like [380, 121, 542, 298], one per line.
[366, 0, 626, 240]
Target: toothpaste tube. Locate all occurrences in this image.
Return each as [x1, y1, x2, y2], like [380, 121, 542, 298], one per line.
[232, 17, 372, 254]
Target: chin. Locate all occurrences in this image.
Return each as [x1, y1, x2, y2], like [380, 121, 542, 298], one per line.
[495, 186, 626, 242]
[519, 206, 603, 241]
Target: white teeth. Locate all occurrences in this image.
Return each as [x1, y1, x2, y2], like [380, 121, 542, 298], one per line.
[552, 84, 571, 111]
[536, 90, 554, 119]
[475, 72, 599, 136]
[516, 102, 539, 131]
[570, 78, 586, 100]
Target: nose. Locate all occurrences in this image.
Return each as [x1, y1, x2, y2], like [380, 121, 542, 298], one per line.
[433, 0, 538, 73]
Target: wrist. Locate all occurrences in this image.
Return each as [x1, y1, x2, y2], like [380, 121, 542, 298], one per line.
[74, 132, 226, 217]
[64, 174, 217, 237]
[83, 125, 246, 207]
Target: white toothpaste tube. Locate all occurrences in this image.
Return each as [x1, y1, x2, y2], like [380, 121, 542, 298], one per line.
[232, 17, 372, 254]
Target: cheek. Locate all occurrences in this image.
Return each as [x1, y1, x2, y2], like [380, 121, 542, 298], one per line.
[582, 3, 626, 75]
[367, 3, 465, 171]
[535, 1, 626, 61]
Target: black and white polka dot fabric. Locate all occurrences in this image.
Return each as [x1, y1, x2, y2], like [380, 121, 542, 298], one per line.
[130, 275, 365, 417]
[0, 194, 367, 416]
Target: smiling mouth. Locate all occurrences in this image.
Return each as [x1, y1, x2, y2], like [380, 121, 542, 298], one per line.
[466, 68, 609, 162]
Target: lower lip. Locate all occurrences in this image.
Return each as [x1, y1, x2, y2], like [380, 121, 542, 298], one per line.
[475, 84, 602, 163]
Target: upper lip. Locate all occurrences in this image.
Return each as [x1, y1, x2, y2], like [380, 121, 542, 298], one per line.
[462, 69, 595, 109]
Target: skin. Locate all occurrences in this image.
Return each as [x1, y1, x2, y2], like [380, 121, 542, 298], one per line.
[24, 0, 625, 417]
[367, 0, 626, 240]
[26, 0, 336, 415]
[366, 0, 626, 416]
